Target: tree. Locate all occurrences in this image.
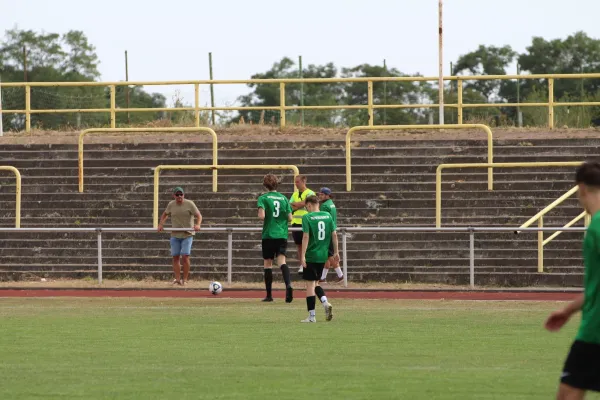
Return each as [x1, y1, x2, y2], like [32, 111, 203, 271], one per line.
[341, 64, 431, 126]
[236, 57, 344, 126]
[519, 31, 600, 99]
[453, 45, 517, 102]
[0, 27, 166, 130]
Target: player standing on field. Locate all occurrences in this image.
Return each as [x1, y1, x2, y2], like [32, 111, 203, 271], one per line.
[299, 195, 339, 323]
[545, 161, 600, 399]
[289, 175, 315, 275]
[257, 174, 294, 303]
[318, 187, 344, 283]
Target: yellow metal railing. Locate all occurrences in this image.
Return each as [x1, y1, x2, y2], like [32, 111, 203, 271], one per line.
[153, 164, 300, 228]
[436, 162, 583, 228]
[3, 73, 600, 131]
[346, 124, 493, 192]
[0, 167, 21, 228]
[78, 127, 218, 193]
[517, 184, 587, 272]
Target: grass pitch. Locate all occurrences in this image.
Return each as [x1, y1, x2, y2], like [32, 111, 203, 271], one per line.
[0, 298, 592, 400]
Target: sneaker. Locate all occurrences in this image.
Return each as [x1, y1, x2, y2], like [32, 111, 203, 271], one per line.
[180, 279, 186, 286]
[172, 279, 181, 285]
[318, 279, 327, 283]
[335, 275, 344, 283]
[261, 297, 274, 302]
[285, 286, 294, 303]
[324, 302, 333, 321]
[301, 317, 316, 323]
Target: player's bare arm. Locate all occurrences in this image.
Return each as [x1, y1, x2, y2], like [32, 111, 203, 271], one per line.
[157, 211, 169, 231]
[300, 232, 309, 267]
[332, 231, 340, 263]
[545, 293, 585, 332]
[287, 213, 293, 223]
[258, 208, 266, 221]
[194, 211, 202, 231]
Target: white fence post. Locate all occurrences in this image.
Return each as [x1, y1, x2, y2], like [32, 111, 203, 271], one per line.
[469, 228, 475, 289]
[227, 229, 233, 284]
[97, 228, 103, 284]
[342, 229, 348, 288]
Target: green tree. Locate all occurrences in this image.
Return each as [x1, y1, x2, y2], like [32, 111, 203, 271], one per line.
[235, 57, 343, 126]
[0, 27, 166, 130]
[341, 64, 431, 126]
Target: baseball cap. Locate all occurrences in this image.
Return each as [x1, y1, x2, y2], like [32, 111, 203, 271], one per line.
[173, 187, 185, 194]
[319, 187, 332, 195]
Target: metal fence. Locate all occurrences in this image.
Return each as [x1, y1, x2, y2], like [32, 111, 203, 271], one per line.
[0, 226, 587, 289]
[2, 73, 600, 131]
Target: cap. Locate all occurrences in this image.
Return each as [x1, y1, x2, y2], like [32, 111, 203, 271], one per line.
[319, 187, 332, 195]
[173, 187, 185, 194]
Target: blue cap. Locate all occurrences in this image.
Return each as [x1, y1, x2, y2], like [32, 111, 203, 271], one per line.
[319, 187, 332, 195]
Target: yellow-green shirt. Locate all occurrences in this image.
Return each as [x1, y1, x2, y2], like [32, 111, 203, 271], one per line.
[289, 188, 315, 225]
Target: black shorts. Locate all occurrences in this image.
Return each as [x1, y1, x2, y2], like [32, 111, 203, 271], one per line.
[291, 223, 303, 245]
[262, 239, 287, 260]
[328, 239, 334, 258]
[560, 340, 600, 392]
[302, 262, 325, 281]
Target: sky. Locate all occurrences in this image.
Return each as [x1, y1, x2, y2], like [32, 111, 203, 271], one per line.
[2, 0, 600, 107]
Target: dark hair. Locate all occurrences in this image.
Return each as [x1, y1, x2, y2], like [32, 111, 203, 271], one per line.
[305, 195, 319, 205]
[263, 174, 279, 191]
[575, 161, 600, 187]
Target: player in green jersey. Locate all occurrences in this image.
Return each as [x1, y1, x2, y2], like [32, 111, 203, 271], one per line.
[318, 187, 344, 283]
[299, 195, 339, 323]
[545, 161, 600, 398]
[257, 174, 294, 303]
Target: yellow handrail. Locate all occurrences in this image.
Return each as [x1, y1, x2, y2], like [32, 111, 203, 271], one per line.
[4, 73, 600, 130]
[153, 164, 300, 228]
[516, 183, 586, 272]
[436, 161, 583, 228]
[0, 166, 21, 228]
[78, 127, 218, 193]
[346, 124, 494, 191]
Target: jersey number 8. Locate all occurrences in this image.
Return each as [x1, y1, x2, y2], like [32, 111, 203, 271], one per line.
[318, 221, 326, 240]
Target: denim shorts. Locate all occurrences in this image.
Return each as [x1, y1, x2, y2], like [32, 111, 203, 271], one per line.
[170, 236, 194, 256]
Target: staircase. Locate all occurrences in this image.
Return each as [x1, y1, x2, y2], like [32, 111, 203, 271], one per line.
[0, 136, 593, 286]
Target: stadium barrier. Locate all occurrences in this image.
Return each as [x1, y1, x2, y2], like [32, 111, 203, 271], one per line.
[517, 186, 589, 272]
[152, 164, 300, 228]
[0, 226, 586, 288]
[3, 73, 600, 130]
[436, 161, 583, 229]
[78, 127, 218, 193]
[345, 124, 494, 191]
[0, 166, 21, 228]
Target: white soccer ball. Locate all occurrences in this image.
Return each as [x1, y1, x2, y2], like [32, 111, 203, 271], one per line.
[209, 281, 223, 295]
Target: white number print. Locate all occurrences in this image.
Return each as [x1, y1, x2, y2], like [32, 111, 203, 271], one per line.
[317, 221, 326, 240]
[273, 200, 280, 217]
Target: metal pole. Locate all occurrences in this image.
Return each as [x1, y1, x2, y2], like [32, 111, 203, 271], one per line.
[125, 50, 130, 124]
[0, 75, 3, 137]
[209, 52, 216, 126]
[383, 59, 387, 125]
[469, 229, 475, 288]
[23, 46, 28, 82]
[438, 0, 444, 125]
[517, 64, 522, 127]
[299, 55, 304, 126]
[342, 230, 348, 287]
[97, 229, 103, 284]
[227, 229, 233, 284]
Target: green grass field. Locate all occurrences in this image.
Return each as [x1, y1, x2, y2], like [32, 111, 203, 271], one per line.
[0, 297, 595, 400]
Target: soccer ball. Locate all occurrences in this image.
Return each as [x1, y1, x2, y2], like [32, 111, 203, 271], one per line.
[209, 281, 223, 295]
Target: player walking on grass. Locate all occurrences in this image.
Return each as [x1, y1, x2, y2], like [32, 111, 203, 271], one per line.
[318, 187, 344, 283]
[257, 174, 294, 303]
[300, 195, 338, 323]
[289, 175, 315, 275]
[157, 187, 202, 285]
[545, 161, 600, 399]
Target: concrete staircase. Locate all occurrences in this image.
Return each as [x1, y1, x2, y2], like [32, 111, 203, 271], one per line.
[0, 136, 594, 286]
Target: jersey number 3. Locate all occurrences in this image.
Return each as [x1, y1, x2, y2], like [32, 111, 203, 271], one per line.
[273, 201, 280, 217]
